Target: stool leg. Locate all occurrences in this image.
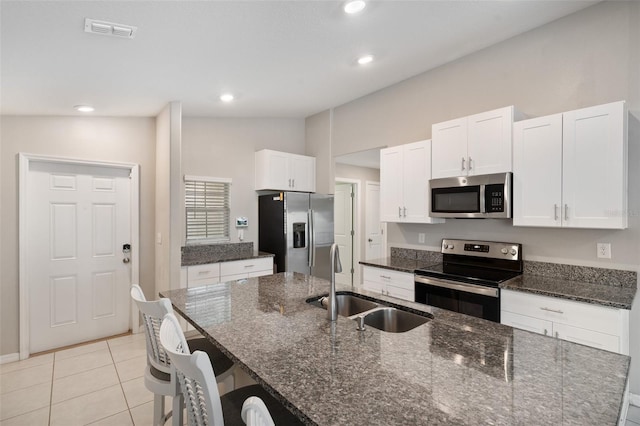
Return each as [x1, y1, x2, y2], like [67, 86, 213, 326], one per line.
[172, 393, 184, 426]
[153, 394, 165, 426]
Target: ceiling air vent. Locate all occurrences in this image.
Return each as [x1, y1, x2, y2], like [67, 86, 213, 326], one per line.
[84, 19, 137, 39]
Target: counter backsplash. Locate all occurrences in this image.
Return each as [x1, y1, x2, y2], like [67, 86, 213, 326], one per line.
[182, 242, 254, 264]
[390, 247, 637, 289]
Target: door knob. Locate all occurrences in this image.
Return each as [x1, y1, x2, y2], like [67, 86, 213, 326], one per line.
[123, 258, 130, 264]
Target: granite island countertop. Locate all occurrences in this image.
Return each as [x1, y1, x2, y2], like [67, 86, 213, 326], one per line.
[161, 272, 629, 426]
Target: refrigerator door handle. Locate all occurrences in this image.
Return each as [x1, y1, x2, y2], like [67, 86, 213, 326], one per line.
[308, 209, 315, 268]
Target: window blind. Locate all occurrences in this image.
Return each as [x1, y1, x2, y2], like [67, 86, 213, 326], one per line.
[185, 178, 230, 242]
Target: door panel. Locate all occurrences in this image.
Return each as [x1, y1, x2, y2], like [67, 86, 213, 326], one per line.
[334, 183, 354, 285]
[28, 161, 131, 353]
[365, 182, 382, 261]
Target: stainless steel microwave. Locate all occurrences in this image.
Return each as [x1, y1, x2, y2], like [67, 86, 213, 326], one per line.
[429, 172, 512, 218]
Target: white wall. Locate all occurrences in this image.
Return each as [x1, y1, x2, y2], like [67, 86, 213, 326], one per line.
[0, 116, 156, 356]
[306, 1, 640, 393]
[181, 117, 306, 245]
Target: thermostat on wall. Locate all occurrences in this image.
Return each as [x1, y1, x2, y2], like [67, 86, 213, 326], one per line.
[236, 217, 248, 228]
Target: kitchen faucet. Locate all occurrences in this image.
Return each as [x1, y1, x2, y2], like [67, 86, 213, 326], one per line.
[327, 243, 342, 321]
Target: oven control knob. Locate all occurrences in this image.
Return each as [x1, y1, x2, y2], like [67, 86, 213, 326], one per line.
[501, 248, 508, 255]
[510, 249, 517, 256]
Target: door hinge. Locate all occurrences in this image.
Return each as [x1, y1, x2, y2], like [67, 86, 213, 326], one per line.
[351, 268, 355, 274]
[350, 230, 355, 236]
[350, 192, 354, 198]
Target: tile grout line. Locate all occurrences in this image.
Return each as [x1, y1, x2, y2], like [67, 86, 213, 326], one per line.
[106, 338, 137, 425]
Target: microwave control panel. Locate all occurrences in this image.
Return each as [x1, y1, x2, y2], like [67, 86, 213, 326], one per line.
[484, 184, 505, 212]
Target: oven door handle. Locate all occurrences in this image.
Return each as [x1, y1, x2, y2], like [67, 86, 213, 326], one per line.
[414, 275, 499, 298]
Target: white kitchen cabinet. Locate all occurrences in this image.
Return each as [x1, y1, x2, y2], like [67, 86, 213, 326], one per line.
[513, 101, 627, 229]
[255, 149, 316, 192]
[219, 257, 273, 281]
[501, 289, 629, 355]
[183, 258, 273, 287]
[380, 140, 443, 224]
[432, 106, 518, 179]
[362, 266, 414, 302]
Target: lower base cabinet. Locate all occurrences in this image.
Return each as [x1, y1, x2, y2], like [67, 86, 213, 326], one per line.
[501, 289, 629, 355]
[362, 266, 414, 302]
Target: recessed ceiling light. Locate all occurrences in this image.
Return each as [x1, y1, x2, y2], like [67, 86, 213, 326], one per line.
[344, 0, 366, 14]
[357, 55, 374, 65]
[74, 105, 94, 112]
[220, 93, 234, 102]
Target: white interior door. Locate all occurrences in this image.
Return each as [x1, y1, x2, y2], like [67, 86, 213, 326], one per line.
[334, 183, 354, 285]
[27, 161, 132, 353]
[365, 182, 384, 260]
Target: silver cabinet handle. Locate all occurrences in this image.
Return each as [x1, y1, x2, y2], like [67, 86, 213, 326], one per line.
[564, 204, 569, 221]
[288, 178, 291, 188]
[468, 157, 472, 170]
[461, 157, 466, 171]
[554, 204, 558, 221]
[555, 331, 559, 338]
[380, 275, 391, 280]
[403, 207, 407, 217]
[540, 307, 564, 314]
[543, 329, 548, 336]
[398, 207, 402, 218]
[292, 178, 295, 188]
[244, 264, 254, 268]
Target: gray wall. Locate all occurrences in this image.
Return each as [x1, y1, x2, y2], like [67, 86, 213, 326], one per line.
[307, 1, 640, 393]
[181, 117, 306, 245]
[0, 116, 157, 356]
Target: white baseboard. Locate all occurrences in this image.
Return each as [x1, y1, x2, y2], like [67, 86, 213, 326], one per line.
[629, 392, 640, 407]
[0, 353, 20, 365]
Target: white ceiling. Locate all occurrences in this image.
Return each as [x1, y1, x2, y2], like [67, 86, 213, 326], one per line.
[1, 1, 597, 118]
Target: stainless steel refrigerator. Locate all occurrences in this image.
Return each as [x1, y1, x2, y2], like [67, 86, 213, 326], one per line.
[258, 192, 334, 281]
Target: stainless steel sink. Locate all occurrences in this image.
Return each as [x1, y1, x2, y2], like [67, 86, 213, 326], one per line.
[308, 294, 379, 317]
[362, 307, 430, 333]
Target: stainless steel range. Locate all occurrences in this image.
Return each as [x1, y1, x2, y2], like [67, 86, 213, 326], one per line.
[414, 239, 522, 322]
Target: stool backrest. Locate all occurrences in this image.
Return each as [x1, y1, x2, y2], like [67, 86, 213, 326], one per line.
[130, 284, 173, 374]
[241, 396, 275, 426]
[160, 312, 224, 426]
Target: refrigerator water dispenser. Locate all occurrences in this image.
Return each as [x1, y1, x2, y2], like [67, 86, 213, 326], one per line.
[293, 223, 306, 248]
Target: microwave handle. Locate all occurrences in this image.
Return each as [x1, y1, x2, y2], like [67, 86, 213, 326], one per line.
[480, 184, 486, 214]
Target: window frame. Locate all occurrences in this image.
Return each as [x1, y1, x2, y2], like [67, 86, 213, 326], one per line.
[184, 175, 232, 245]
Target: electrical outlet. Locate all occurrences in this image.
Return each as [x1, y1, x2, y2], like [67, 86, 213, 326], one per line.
[597, 243, 611, 259]
[418, 233, 426, 244]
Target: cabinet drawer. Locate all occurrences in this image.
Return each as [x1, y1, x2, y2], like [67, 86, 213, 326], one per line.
[363, 280, 383, 294]
[386, 285, 414, 302]
[501, 289, 623, 336]
[363, 267, 413, 290]
[554, 322, 619, 353]
[501, 311, 553, 336]
[220, 257, 273, 276]
[187, 263, 220, 283]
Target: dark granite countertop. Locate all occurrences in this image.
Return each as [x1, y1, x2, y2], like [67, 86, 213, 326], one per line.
[182, 250, 274, 267]
[501, 275, 637, 310]
[359, 257, 434, 273]
[161, 272, 629, 426]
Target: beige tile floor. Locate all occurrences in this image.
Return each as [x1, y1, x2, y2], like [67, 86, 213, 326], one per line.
[1, 333, 639, 425]
[0, 333, 161, 426]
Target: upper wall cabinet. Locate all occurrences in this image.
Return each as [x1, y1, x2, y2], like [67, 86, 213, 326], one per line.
[513, 101, 627, 229]
[432, 106, 519, 179]
[255, 149, 316, 192]
[380, 140, 444, 224]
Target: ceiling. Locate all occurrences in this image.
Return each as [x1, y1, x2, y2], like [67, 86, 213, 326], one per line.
[1, 1, 597, 118]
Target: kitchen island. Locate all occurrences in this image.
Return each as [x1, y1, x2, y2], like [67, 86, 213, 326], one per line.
[160, 272, 629, 425]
